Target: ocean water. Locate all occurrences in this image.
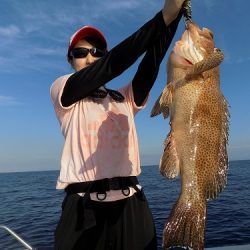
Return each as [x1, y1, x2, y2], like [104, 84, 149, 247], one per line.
[0, 160, 249, 250]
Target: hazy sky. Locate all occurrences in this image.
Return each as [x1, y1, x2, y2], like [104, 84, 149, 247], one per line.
[0, 0, 249, 172]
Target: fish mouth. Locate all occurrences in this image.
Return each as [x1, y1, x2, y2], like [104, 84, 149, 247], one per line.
[173, 29, 204, 65]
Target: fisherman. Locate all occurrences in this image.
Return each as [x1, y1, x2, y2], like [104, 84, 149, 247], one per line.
[50, 0, 186, 249]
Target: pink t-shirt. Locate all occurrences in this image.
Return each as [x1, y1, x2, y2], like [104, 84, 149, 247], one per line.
[50, 74, 147, 200]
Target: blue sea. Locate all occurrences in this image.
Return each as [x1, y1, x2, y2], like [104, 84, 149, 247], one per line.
[0, 160, 249, 250]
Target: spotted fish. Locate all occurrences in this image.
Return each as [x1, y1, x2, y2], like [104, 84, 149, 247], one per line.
[151, 21, 229, 250]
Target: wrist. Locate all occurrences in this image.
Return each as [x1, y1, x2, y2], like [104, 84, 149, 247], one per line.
[162, 9, 177, 26]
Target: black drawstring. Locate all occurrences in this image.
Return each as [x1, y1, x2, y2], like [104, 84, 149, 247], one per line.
[90, 87, 125, 102]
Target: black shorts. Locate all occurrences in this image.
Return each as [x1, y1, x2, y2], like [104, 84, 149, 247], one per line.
[54, 190, 157, 250]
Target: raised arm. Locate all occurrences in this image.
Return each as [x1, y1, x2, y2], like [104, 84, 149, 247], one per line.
[61, 11, 168, 107]
[61, 0, 186, 107]
[132, 11, 182, 106]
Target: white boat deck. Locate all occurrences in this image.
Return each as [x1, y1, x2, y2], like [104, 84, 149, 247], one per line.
[207, 245, 250, 250]
[168, 245, 250, 250]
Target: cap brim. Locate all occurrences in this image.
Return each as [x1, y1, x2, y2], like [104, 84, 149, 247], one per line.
[69, 26, 107, 52]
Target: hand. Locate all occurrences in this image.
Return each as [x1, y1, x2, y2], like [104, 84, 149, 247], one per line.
[162, 0, 186, 25]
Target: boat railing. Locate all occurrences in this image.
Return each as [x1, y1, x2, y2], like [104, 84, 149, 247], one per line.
[0, 224, 33, 250]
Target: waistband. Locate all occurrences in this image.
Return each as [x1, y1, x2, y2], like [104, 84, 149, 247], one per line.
[64, 176, 143, 230]
[65, 176, 139, 196]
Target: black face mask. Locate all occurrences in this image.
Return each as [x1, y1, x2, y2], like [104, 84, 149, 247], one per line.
[90, 87, 124, 102]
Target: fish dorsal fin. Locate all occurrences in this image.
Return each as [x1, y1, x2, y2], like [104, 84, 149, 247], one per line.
[205, 95, 230, 200]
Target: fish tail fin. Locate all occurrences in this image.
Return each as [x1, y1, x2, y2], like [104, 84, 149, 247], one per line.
[163, 196, 206, 250]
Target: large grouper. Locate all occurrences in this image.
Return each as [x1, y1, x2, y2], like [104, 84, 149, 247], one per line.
[151, 21, 230, 250]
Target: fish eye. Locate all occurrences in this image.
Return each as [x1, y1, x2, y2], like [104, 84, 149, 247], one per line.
[201, 28, 214, 39]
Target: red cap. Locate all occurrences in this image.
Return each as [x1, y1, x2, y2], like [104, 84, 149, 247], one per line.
[68, 26, 107, 54]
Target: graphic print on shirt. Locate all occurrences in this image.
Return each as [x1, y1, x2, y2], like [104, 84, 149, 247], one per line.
[83, 101, 133, 177]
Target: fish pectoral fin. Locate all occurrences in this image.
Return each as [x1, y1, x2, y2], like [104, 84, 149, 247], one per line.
[185, 48, 224, 80]
[150, 94, 162, 117]
[151, 82, 173, 118]
[160, 132, 180, 179]
[159, 83, 173, 105]
[159, 83, 174, 119]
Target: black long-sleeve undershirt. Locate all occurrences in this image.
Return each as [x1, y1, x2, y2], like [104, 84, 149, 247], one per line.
[61, 11, 182, 107]
[132, 12, 182, 106]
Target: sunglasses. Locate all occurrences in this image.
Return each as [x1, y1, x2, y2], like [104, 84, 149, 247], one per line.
[70, 47, 106, 58]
